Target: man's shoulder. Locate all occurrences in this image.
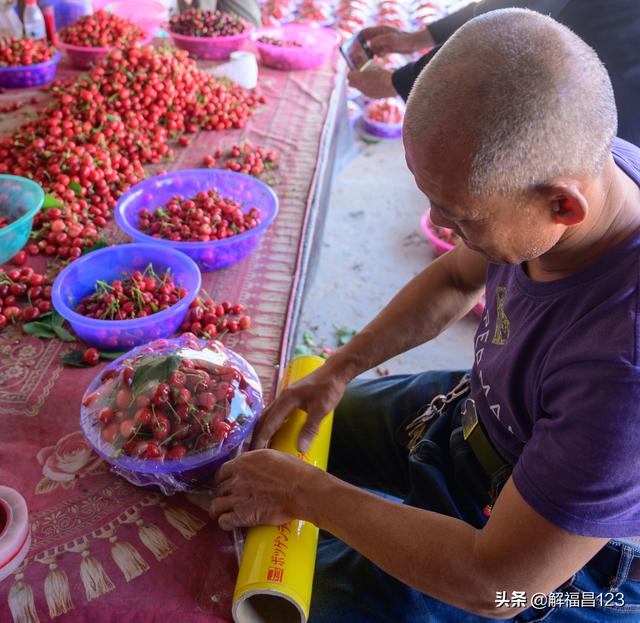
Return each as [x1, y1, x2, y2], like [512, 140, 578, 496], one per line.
[613, 137, 640, 180]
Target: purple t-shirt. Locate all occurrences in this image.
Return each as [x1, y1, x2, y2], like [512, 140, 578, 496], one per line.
[471, 138, 640, 538]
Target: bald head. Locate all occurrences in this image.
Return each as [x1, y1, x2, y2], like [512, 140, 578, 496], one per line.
[404, 9, 617, 197]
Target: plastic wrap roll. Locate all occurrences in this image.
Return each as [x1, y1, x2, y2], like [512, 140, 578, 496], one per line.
[0, 486, 31, 583]
[232, 355, 333, 623]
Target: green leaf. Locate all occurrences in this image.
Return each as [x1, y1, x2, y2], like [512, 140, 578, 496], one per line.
[303, 330, 316, 348]
[62, 351, 92, 367]
[131, 354, 180, 398]
[106, 113, 121, 122]
[52, 324, 76, 342]
[360, 134, 381, 145]
[23, 321, 57, 339]
[42, 194, 64, 210]
[82, 240, 109, 255]
[50, 311, 65, 328]
[69, 181, 83, 197]
[294, 344, 312, 357]
[336, 327, 357, 346]
[99, 350, 126, 361]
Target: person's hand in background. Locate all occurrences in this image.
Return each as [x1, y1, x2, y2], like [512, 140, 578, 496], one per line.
[348, 65, 397, 99]
[360, 25, 434, 56]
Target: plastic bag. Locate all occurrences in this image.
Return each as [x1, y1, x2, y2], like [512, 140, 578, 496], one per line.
[0, 2, 23, 40]
[79, 336, 263, 495]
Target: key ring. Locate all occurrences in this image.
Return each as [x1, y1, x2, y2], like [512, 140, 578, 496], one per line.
[406, 374, 471, 451]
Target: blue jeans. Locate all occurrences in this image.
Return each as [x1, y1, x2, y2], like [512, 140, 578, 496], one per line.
[310, 371, 640, 622]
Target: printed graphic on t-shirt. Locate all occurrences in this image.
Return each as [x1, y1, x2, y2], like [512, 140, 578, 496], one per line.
[491, 286, 510, 345]
[475, 287, 515, 436]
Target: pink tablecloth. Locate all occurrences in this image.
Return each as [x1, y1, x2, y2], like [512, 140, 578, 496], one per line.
[0, 52, 341, 623]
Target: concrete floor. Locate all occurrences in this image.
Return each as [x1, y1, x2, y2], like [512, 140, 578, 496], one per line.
[296, 132, 478, 379]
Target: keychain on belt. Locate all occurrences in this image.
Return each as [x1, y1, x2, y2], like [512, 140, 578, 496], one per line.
[406, 374, 471, 452]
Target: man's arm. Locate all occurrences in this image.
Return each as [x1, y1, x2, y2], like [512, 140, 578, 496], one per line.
[251, 243, 488, 450]
[392, 0, 569, 101]
[212, 452, 608, 619]
[304, 472, 607, 618]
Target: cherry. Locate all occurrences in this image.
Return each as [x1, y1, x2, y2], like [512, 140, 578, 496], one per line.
[0, 37, 55, 67]
[82, 348, 100, 366]
[169, 8, 246, 37]
[60, 10, 145, 48]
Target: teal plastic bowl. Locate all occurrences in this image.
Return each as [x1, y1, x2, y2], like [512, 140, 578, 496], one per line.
[0, 175, 45, 264]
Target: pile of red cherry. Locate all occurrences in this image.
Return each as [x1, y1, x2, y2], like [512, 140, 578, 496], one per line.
[75, 265, 186, 321]
[84, 344, 255, 460]
[202, 143, 278, 179]
[180, 294, 251, 339]
[0, 44, 264, 263]
[257, 36, 303, 48]
[0, 262, 52, 329]
[60, 10, 146, 48]
[367, 99, 404, 124]
[137, 188, 261, 242]
[0, 37, 55, 66]
[169, 9, 246, 38]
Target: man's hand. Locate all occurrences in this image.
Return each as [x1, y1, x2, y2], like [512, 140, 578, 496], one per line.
[210, 449, 322, 530]
[348, 66, 397, 99]
[251, 360, 350, 452]
[360, 25, 434, 56]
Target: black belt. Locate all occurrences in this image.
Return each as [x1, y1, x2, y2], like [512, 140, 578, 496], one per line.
[587, 543, 640, 582]
[460, 398, 508, 479]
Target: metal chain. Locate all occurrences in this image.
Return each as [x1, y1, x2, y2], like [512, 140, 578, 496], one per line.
[406, 374, 471, 452]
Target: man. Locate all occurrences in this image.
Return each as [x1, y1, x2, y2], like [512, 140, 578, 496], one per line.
[212, 9, 640, 621]
[349, 0, 640, 146]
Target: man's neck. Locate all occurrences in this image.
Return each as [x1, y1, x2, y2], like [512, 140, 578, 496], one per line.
[526, 157, 640, 282]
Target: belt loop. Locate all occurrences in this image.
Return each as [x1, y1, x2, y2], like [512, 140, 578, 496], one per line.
[609, 544, 633, 591]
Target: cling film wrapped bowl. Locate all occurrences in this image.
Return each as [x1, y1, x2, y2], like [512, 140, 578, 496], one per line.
[80, 336, 263, 494]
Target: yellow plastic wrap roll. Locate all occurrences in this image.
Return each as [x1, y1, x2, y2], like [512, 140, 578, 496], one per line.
[232, 355, 333, 623]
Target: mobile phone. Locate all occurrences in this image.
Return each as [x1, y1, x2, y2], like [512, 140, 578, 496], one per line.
[340, 32, 373, 71]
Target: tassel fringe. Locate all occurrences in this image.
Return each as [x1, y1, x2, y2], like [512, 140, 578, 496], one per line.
[162, 504, 205, 540]
[44, 564, 74, 618]
[8, 575, 40, 623]
[109, 536, 149, 582]
[80, 549, 115, 601]
[137, 520, 177, 561]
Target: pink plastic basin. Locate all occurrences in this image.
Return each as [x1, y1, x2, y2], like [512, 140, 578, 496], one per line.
[95, 0, 168, 39]
[60, 37, 151, 70]
[420, 210, 485, 317]
[252, 24, 337, 70]
[169, 23, 254, 61]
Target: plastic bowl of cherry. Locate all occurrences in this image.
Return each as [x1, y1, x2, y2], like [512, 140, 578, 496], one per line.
[80, 335, 263, 494]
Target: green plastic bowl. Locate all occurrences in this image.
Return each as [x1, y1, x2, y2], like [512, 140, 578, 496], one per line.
[0, 175, 45, 264]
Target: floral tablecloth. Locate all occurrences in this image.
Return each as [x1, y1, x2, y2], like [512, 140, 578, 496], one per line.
[0, 50, 343, 623]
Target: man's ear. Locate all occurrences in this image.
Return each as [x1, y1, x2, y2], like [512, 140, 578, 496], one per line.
[538, 179, 588, 226]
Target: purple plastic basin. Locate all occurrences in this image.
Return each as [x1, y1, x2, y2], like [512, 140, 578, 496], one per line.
[51, 243, 202, 351]
[362, 99, 405, 139]
[115, 169, 279, 272]
[0, 52, 61, 89]
[79, 336, 263, 493]
[252, 24, 337, 70]
[169, 23, 254, 60]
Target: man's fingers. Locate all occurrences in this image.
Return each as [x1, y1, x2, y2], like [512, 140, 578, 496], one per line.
[298, 416, 321, 454]
[209, 493, 238, 519]
[217, 512, 238, 531]
[213, 457, 236, 485]
[369, 34, 396, 55]
[251, 394, 298, 449]
[359, 25, 390, 40]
